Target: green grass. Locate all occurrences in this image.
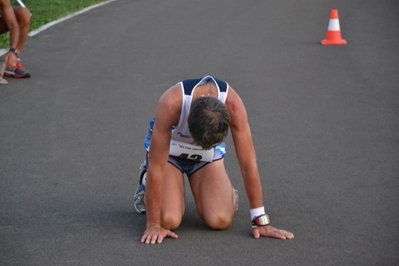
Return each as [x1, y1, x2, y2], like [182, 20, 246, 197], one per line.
[1, 0, 108, 49]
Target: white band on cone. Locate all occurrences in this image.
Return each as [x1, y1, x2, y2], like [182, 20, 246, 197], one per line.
[328, 19, 340, 31]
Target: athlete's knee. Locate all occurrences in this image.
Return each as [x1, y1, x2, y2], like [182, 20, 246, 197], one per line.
[14, 8, 31, 26]
[203, 213, 233, 230]
[161, 213, 182, 231]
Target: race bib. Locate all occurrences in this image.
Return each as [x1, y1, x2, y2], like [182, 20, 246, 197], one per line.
[169, 140, 214, 162]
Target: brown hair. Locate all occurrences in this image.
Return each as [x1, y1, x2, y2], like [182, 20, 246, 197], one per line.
[188, 97, 230, 149]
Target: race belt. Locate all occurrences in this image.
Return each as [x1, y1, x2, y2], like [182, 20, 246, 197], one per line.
[169, 139, 214, 162]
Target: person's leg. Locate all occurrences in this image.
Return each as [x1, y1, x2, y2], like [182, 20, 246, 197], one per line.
[12, 7, 30, 56]
[0, 15, 9, 34]
[134, 161, 185, 230]
[0, 8, 30, 50]
[189, 159, 237, 230]
[0, 7, 31, 78]
[159, 162, 186, 230]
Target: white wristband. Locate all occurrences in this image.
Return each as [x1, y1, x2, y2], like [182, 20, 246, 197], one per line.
[249, 206, 265, 220]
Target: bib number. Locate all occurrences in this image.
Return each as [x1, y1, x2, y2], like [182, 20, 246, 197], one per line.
[169, 140, 214, 162]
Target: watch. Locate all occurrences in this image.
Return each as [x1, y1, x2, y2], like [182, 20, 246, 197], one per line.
[9, 48, 18, 55]
[252, 214, 270, 227]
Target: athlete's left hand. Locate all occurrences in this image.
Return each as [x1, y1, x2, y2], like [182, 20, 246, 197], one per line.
[252, 225, 294, 240]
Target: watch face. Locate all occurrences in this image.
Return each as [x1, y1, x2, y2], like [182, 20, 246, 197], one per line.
[255, 214, 270, 226]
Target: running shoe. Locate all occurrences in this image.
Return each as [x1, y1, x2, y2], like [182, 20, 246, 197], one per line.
[233, 188, 239, 211]
[134, 185, 146, 214]
[4, 60, 31, 78]
[134, 162, 147, 214]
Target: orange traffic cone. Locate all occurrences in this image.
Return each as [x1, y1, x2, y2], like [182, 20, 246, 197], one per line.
[321, 9, 347, 45]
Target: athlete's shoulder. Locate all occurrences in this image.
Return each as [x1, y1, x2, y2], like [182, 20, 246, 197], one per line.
[225, 85, 246, 113]
[158, 83, 183, 111]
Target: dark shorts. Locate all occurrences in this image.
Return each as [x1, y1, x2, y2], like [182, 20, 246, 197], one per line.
[168, 155, 223, 177]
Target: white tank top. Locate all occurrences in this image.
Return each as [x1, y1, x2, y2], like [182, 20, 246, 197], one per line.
[169, 76, 229, 161]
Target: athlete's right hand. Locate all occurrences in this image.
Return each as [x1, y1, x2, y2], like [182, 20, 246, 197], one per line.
[141, 226, 178, 244]
[5, 52, 17, 71]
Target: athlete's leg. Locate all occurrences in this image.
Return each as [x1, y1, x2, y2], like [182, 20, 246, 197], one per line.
[13, 7, 30, 56]
[189, 159, 237, 230]
[0, 8, 30, 46]
[159, 162, 185, 230]
[0, 15, 8, 34]
[140, 118, 185, 230]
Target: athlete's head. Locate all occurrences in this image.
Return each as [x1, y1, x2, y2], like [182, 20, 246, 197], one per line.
[188, 97, 230, 150]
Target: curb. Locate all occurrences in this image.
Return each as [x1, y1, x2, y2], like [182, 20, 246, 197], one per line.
[0, 0, 117, 57]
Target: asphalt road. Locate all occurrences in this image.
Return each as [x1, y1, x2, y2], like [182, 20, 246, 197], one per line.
[1, 0, 398, 265]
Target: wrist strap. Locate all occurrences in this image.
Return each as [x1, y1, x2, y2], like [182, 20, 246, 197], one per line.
[250, 206, 265, 220]
[252, 214, 270, 228]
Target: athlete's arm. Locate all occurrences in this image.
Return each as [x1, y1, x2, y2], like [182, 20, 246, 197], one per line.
[141, 84, 181, 244]
[226, 87, 264, 209]
[226, 86, 294, 240]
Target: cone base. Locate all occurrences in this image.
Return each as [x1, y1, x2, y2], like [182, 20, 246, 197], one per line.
[321, 39, 347, 45]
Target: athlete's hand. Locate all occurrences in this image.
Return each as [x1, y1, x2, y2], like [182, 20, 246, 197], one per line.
[141, 226, 178, 244]
[252, 225, 294, 240]
[5, 52, 17, 71]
